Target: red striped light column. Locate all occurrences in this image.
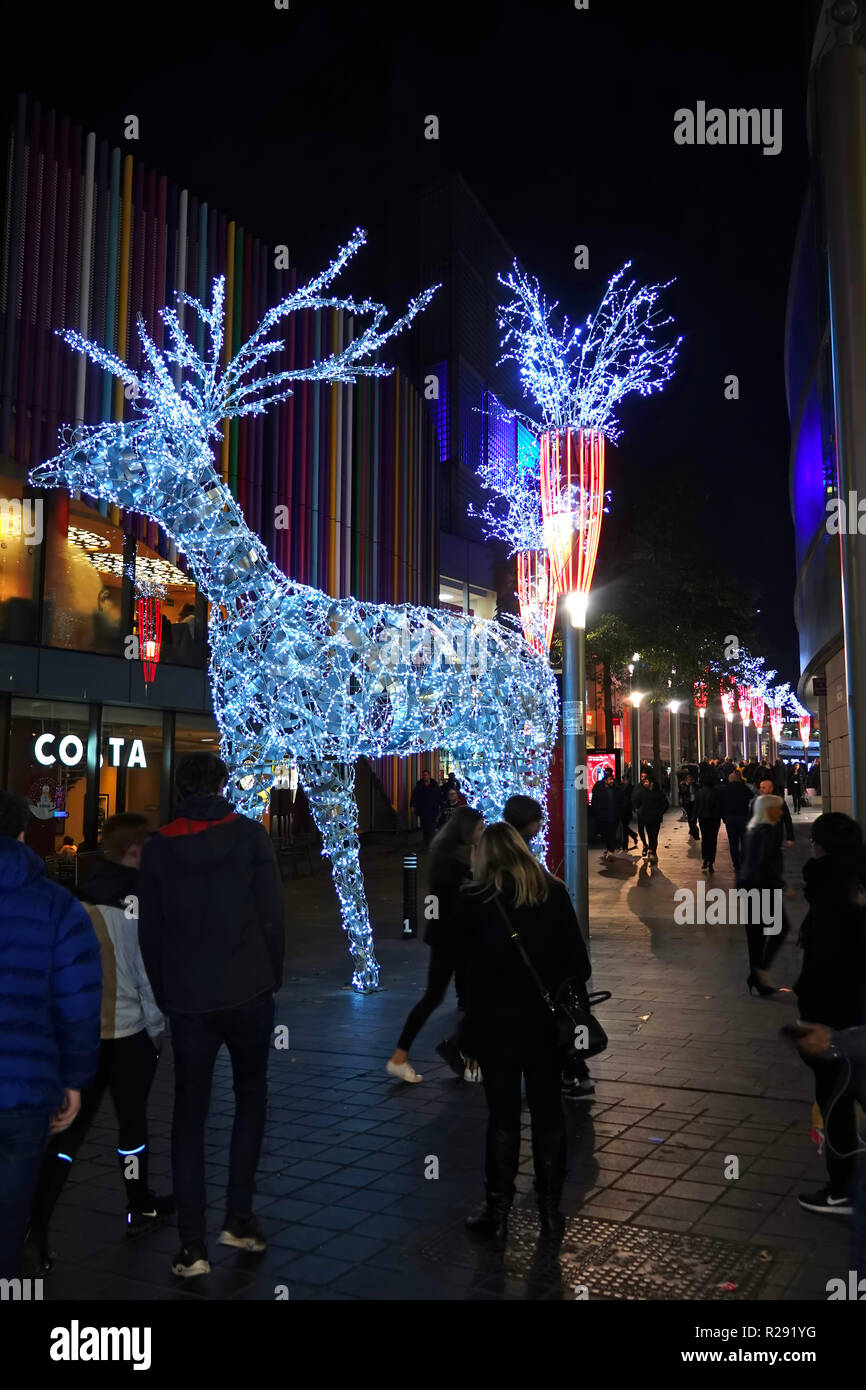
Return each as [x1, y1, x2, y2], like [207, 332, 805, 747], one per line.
[738, 685, 752, 762]
[136, 595, 164, 684]
[540, 428, 606, 942]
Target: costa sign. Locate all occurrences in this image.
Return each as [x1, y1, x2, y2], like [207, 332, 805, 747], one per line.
[34, 735, 147, 769]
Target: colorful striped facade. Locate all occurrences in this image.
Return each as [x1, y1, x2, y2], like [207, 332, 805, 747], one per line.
[0, 95, 441, 819]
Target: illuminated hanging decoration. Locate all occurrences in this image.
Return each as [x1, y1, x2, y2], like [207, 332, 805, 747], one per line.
[750, 690, 766, 735]
[767, 683, 790, 746]
[136, 592, 164, 683]
[738, 685, 752, 727]
[799, 714, 812, 749]
[516, 549, 556, 655]
[693, 679, 708, 710]
[539, 429, 606, 599]
[720, 685, 735, 721]
[31, 231, 560, 993]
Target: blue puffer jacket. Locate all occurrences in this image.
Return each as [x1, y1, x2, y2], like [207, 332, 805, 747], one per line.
[0, 837, 102, 1111]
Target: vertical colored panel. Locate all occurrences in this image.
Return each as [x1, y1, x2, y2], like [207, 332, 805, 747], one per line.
[112, 154, 133, 421]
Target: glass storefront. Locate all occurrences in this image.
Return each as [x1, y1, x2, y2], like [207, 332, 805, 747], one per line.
[42, 497, 126, 655]
[100, 706, 165, 828]
[133, 537, 202, 668]
[0, 462, 42, 642]
[7, 698, 91, 855]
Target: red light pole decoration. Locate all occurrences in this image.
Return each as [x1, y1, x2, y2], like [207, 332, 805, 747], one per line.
[738, 685, 752, 761]
[799, 714, 812, 750]
[720, 684, 735, 759]
[495, 256, 680, 930]
[750, 690, 766, 758]
[767, 682, 791, 762]
[693, 678, 708, 761]
[136, 592, 164, 683]
[516, 548, 556, 656]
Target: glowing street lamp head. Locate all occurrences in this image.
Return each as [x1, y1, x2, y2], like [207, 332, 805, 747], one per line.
[630, 691, 645, 707]
[667, 700, 681, 713]
[566, 591, 588, 629]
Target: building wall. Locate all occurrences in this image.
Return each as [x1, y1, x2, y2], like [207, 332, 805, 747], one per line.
[825, 647, 851, 813]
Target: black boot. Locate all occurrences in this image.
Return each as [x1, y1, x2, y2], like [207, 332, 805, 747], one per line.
[533, 1126, 567, 1245]
[465, 1192, 511, 1244]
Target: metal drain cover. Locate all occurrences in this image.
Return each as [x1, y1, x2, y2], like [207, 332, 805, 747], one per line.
[418, 1209, 785, 1300]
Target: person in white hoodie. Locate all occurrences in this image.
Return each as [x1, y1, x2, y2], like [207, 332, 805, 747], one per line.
[22, 814, 173, 1272]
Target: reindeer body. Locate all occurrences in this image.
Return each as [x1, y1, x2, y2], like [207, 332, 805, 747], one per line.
[30, 254, 558, 989]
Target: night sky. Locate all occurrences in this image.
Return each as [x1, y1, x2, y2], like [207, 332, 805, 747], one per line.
[14, 0, 823, 680]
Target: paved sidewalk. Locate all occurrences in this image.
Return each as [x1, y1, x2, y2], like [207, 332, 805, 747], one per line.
[36, 804, 857, 1302]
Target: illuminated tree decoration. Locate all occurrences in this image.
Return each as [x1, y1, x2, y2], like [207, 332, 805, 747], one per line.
[767, 683, 790, 745]
[693, 679, 708, 710]
[496, 259, 682, 443]
[720, 685, 735, 721]
[738, 685, 752, 727]
[136, 592, 164, 683]
[750, 690, 766, 732]
[31, 231, 560, 992]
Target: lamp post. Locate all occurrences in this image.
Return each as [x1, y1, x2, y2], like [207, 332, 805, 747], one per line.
[540, 428, 605, 944]
[720, 687, 735, 760]
[694, 679, 708, 762]
[738, 685, 752, 762]
[668, 700, 681, 805]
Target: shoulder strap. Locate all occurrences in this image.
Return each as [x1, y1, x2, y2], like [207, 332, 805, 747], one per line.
[491, 894, 556, 1016]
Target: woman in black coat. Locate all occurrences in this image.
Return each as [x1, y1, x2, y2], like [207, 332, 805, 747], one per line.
[794, 813, 866, 1215]
[386, 806, 482, 1083]
[695, 770, 723, 873]
[738, 794, 790, 995]
[632, 772, 668, 864]
[453, 822, 591, 1244]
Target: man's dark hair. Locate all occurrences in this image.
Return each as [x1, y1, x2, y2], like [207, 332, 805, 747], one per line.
[175, 751, 228, 800]
[811, 812, 863, 867]
[101, 812, 150, 861]
[504, 794, 544, 832]
[0, 789, 30, 840]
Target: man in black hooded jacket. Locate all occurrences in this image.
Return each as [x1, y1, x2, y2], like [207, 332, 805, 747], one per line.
[139, 752, 285, 1279]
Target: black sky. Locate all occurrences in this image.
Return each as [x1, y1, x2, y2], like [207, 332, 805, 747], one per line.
[12, 0, 823, 680]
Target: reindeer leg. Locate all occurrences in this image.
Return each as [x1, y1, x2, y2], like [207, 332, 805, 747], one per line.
[301, 759, 380, 993]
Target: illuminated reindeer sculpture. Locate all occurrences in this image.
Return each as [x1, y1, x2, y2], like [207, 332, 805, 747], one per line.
[30, 232, 558, 990]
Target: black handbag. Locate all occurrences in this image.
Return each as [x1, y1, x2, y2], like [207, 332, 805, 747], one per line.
[492, 896, 610, 1062]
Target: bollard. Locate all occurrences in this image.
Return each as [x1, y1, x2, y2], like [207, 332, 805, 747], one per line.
[402, 854, 418, 937]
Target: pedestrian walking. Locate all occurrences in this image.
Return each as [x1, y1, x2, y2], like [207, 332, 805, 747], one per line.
[138, 753, 286, 1279]
[590, 767, 621, 862]
[633, 772, 668, 865]
[387, 807, 483, 1085]
[738, 794, 791, 996]
[680, 773, 700, 841]
[695, 769, 723, 873]
[790, 1022, 866, 1278]
[0, 790, 101, 1277]
[453, 823, 591, 1245]
[788, 761, 806, 815]
[24, 814, 172, 1272]
[758, 777, 794, 844]
[410, 768, 442, 847]
[436, 783, 467, 830]
[791, 814, 866, 1216]
[618, 776, 639, 852]
[719, 770, 752, 871]
[772, 758, 788, 797]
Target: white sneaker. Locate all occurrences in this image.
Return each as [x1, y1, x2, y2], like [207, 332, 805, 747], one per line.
[463, 1062, 483, 1083]
[386, 1060, 423, 1083]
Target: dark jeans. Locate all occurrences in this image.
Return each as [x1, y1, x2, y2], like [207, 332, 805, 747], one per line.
[420, 818, 437, 848]
[30, 1030, 160, 1241]
[807, 1057, 859, 1198]
[0, 1109, 49, 1276]
[686, 806, 699, 838]
[855, 1152, 866, 1280]
[792, 791, 803, 814]
[597, 821, 618, 853]
[643, 819, 661, 854]
[397, 945, 462, 1051]
[699, 817, 720, 866]
[476, 1033, 566, 1202]
[724, 814, 748, 870]
[169, 994, 274, 1244]
[620, 813, 637, 846]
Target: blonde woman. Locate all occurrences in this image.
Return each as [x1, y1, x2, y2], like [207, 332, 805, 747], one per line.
[451, 823, 591, 1245]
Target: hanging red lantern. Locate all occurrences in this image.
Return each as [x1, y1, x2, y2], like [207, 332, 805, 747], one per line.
[136, 594, 164, 683]
[516, 549, 556, 655]
[539, 428, 605, 599]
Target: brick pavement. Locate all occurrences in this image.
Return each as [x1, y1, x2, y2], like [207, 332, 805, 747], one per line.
[35, 802, 858, 1301]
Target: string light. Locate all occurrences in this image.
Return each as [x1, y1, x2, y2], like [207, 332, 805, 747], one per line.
[30, 232, 559, 992]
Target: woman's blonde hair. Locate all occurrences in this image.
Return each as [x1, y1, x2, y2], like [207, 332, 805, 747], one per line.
[472, 821, 550, 908]
[747, 793, 783, 830]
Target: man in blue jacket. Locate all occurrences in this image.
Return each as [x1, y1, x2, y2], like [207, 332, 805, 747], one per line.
[139, 753, 286, 1279]
[0, 789, 101, 1277]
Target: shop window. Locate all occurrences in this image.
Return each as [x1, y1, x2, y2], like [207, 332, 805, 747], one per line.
[7, 698, 91, 856]
[41, 497, 125, 655]
[468, 584, 496, 620]
[174, 712, 221, 758]
[0, 463, 42, 643]
[133, 538, 202, 668]
[438, 576, 465, 613]
[100, 706, 163, 827]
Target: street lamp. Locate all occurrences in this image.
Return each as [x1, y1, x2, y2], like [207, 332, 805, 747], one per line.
[720, 686, 735, 760]
[668, 699, 681, 805]
[738, 685, 752, 762]
[694, 679, 708, 762]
